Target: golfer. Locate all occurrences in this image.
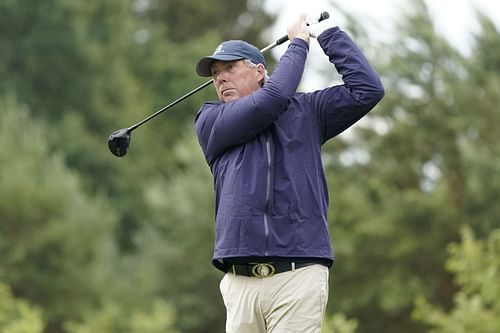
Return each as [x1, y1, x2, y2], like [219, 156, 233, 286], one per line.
[194, 13, 384, 333]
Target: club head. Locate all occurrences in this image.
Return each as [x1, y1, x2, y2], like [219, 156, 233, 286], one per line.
[108, 128, 131, 157]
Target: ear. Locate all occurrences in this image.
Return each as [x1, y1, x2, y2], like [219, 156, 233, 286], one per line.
[256, 63, 266, 85]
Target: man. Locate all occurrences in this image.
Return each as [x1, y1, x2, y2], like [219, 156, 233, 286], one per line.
[194, 13, 384, 333]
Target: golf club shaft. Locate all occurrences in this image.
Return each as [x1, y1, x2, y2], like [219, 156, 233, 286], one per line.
[260, 35, 289, 53]
[129, 79, 213, 131]
[127, 11, 330, 132]
[127, 38, 286, 132]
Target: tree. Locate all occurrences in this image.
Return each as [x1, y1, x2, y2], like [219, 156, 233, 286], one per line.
[319, 0, 500, 332]
[413, 226, 500, 332]
[0, 283, 43, 333]
[0, 1, 278, 332]
[3, 0, 499, 332]
[124, 130, 224, 333]
[135, 0, 274, 45]
[0, 0, 141, 128]
[0, 96, 118, 332]
[322, 313, 359, 333]
[65, 300, 179, 333]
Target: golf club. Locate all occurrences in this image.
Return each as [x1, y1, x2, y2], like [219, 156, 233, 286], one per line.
[108, 11, 329, 157]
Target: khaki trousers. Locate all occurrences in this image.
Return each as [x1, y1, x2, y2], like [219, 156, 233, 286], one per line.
[219, 264, 329, 333]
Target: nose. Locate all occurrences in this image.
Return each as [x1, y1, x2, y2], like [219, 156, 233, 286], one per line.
[215, 71, 229, 85]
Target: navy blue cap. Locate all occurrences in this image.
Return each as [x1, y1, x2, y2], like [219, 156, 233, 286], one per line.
[196, 40, 266, 77]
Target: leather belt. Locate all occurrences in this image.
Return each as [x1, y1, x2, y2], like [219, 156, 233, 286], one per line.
[225, 260, 322, 278]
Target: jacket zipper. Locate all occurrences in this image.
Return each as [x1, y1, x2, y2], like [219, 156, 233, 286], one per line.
[264, 136, 272, 255]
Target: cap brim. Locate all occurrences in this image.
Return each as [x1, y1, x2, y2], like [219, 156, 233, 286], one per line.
[196, 54, 245, 77]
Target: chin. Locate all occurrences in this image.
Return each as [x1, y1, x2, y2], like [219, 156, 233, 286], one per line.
[223, 95, 239, 103]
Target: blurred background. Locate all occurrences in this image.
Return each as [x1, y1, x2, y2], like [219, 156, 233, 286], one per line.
[1, 0, 499, 332]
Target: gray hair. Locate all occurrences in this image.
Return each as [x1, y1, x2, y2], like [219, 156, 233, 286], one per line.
[244, 59, 269, 86]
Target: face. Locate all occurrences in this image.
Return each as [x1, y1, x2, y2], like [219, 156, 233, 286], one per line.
[210, 60, 265, 103]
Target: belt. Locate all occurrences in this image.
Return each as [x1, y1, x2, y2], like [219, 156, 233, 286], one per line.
[225, 260, 323, 278]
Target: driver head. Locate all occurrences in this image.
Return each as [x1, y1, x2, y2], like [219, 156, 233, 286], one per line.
[108, 128, 131, 157]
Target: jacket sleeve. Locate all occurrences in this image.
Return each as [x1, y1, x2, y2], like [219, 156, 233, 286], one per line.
[311, 27, 385, 143]
[195, 39, 309, 164]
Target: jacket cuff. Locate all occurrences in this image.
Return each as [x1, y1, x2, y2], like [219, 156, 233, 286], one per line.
[290, 37, 310, 52]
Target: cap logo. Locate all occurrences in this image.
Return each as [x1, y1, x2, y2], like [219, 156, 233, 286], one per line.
[213, 44, 224, 55]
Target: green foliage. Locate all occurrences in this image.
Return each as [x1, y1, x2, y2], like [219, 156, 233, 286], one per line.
[1, 0, 499, 332]
[0, 0, 140, 127]
[0, 96, 118, 330]
[129, 131, 223, 332]
[0, 283, 43, 333]
[0, 0, 272, 331]
[65, 300, 179, 333]
[320, 0, 500, 332]
[413, 226, 500, 332]
[138, 0, 274, 44]
[322, 313, 359, 333]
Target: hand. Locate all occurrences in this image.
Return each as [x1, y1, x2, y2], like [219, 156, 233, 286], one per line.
[307, 12, 336, 38]
[287, 14, 310, 44]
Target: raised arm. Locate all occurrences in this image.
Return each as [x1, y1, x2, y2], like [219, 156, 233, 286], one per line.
[195, 17, 312, 164]
[311, 27, 385, 142]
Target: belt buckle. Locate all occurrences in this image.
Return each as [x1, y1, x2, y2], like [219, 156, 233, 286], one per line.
[251, 263, 275, 278]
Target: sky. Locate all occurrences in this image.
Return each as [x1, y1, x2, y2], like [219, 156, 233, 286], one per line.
[264, 0, 500, 51]
[262, 0, 500, 91]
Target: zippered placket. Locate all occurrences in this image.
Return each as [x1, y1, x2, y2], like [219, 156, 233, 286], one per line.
[263, 135, 273, 255]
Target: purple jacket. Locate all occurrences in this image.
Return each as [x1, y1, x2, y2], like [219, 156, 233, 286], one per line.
[195, 27, 384, 271]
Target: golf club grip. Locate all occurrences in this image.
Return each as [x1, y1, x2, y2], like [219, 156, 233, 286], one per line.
[271, 11, 330, 49]
[275, 35, 289, 46]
